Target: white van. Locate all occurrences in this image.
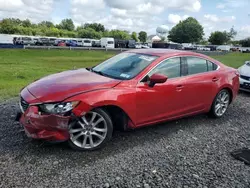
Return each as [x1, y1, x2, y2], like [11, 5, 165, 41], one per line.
[76, 39, 83, 47]
[83, 39, 92, 47]
[101, 38, 115, 48]
[217, 45, 231, 51]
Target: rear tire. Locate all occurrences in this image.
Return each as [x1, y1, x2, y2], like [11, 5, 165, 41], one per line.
[68, 108, 113, 151]
[209, 89, 230, 118]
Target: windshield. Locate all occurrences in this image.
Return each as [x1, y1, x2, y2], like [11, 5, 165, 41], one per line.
[92, 53, 158, 80]
[108, 41, 114, 44]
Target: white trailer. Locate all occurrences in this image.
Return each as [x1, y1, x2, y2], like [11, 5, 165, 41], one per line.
[216, 45, 231, 51]
[100, 37, 115, 48]
[0, 34, 14, 44]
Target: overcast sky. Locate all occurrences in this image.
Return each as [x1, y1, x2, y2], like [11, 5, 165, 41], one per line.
[0, 0, 250, 39]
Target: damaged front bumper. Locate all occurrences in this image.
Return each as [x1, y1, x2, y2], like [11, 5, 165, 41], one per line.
[17, 106, 71, 141]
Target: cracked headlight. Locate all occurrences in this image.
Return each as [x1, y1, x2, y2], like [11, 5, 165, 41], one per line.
[39, 101, 79, 114]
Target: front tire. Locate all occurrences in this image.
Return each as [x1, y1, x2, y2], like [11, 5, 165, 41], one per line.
[209, 89, 230, 118]
[68, 108, 113, 151]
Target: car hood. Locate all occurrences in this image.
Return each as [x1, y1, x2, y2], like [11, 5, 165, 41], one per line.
[239, 64, 250, 76]
[27, 68, 121, 103]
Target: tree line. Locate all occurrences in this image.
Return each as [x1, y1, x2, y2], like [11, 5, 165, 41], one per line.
[0, 18, 148, 42]
[0, 17, 249, 46]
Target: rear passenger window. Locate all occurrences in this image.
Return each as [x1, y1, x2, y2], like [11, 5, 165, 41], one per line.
[187, 57, 207, 75]
[207, 61, 218, 71]
[207, 61, 213, 71]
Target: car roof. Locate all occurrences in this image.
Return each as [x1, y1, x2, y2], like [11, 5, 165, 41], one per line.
[127, 49, 208, 58]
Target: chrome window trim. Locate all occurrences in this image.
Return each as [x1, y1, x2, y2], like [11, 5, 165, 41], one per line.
[138, 55, 220, 83]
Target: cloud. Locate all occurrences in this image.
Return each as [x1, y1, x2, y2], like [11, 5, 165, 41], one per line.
[70, 0, 201, 35]
[104, 0, 201, 12]
[0, 0, 56, 22]
[216, 3, 225, 9]
[204, 14, 236, 23]
[237, 25, 250, 39]
[216, 0, 248, 10]
[168, 14, 189, 24]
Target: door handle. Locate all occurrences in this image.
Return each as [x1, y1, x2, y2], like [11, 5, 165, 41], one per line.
[176, 85, 184, 91]
[212, 77, 219, 82]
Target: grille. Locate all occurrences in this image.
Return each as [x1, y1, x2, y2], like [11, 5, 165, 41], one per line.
[240, 75, 250, 81]
[20, 97, 29, 113]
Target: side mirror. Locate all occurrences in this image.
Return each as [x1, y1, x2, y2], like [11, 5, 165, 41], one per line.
[148, 73, 168, 87]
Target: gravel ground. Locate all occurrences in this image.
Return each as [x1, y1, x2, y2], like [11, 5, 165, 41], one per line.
[0, 93, 250, 188]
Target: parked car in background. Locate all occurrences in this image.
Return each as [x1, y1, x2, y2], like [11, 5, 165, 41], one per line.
[127, 40, 136, 48]
[115, 39, 127, 48]
[82, 39, 92, 47]
[100, 37, 115, 48]
[76, 39, 83, 47]
[241, 47, 250, 53]
[92, 39, 101, 47]
[58, 41, 66, 47]
[135, 42, 142, 48]
[16, 37, 34, 45]
[17, 49, 239, 151]
[36, 37, 56, 46]
[141, 44, 150, 48]
[238, 61, 250, 92]
[205, 45, 218, 51]
[195, 45, 210, 51]
[217, 45, 231, 51]
[66, 40, 77, 47]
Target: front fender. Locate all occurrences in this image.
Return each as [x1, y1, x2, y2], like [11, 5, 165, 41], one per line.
[67, 88, 137, 124]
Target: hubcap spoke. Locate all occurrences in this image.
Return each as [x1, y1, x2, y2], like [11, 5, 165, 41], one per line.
[69, 128, 83, 134]
[78, 121, 85, 129]
[92, 132, 105, 140]
[82, 116, 89, 125]
[71, 132, 83, 142]
[93, 117, 105, 127]
[93, 127, 107, 132]
[90, 112, 97, 124]
[82, 135, 87, 147]
[215, 104, 221, 112]
[89, 135, 94, 147]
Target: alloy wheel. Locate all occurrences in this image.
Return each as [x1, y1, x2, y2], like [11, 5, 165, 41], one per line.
[214, 90, 230, 117]
[69, 111, 108, 149]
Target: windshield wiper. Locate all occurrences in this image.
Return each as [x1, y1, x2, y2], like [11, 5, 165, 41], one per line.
[92, 69, 123, 80]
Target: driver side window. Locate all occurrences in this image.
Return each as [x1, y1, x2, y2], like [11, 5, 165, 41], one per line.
[148, 57, 181, 79]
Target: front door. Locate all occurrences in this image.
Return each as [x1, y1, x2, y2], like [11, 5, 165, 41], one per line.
[136, 57, 187, 125]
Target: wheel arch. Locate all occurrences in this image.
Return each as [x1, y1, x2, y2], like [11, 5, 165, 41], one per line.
[92, 105, 135, 131]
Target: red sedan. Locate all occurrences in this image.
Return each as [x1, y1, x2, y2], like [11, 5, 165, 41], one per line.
[17, 49, 240, 150]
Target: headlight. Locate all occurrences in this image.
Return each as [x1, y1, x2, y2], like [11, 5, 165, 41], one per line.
[39, 101, 79, 114]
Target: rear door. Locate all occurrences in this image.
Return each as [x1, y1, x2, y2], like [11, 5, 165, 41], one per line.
[182, 56, 220, 112]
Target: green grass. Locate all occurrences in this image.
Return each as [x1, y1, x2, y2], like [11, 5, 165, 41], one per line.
[211, 53, 250, 68]
[0, 49, 116, 100]
[0, 49, 249, 101]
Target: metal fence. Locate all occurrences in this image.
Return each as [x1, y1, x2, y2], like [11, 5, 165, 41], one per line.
[24, 46, 231, 55]
[24, 45, 129, 52]
[0, 44, 231, 56]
